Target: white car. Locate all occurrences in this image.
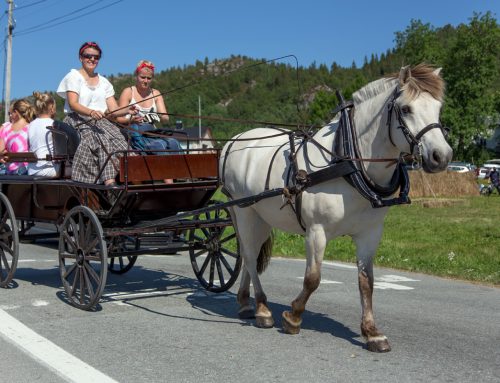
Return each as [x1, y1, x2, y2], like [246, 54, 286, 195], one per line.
[477, 164, 500, 179]
[447, 165, 469, 173]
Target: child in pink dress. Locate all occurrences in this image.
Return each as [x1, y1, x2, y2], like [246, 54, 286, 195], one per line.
[0, 99, 35, 175]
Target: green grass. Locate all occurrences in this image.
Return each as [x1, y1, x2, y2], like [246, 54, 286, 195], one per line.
[213, 191, 500, 285]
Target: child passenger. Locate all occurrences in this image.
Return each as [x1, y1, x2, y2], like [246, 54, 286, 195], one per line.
[27, 92, 60, 177]
[0, 99, 35, 175]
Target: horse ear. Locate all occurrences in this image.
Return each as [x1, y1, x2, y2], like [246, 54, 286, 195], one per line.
[433, 67, 442, 76]
[398, 65, 411, 85]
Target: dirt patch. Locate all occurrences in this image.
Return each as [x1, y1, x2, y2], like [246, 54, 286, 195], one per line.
[411, 198, 469, 208]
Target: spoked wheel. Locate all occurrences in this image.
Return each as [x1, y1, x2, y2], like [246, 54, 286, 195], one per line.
[59, 206, 107, 310]
[188, 203, 241, 293]
[108, 236, 139, 274]
[0, 192, 19, 288]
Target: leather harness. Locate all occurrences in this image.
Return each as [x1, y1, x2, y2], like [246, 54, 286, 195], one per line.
[222, 89, 445, 231]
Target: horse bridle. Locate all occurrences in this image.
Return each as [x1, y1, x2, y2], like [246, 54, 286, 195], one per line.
[387, 88, 449, 165]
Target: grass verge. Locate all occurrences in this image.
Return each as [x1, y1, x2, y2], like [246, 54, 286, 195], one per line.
[272, 195, 500, 285]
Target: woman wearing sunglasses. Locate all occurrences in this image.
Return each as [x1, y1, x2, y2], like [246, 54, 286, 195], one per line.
[56, 41, 133, 185]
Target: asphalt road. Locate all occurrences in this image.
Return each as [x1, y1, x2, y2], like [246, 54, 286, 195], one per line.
[1, 240, 499, 383]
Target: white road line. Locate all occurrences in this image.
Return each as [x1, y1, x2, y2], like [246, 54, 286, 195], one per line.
[274, 257, 357, 270]
[374, 282, 414, 290]
[0, 309, 118, 383]
[297, 277, 343, 284]
[377, 275, 420, 283]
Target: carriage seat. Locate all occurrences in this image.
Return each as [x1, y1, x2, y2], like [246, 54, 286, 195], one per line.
[50, 121, 80, 178]
[51, 121, 80, 157]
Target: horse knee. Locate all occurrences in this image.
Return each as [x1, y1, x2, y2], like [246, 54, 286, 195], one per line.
[304, 272, 321, 292]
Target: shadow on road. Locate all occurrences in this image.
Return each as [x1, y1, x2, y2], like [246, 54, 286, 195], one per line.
[9, 253, 363, 349]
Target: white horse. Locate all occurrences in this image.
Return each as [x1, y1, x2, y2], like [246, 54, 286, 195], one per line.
[220, 64, 452, 352]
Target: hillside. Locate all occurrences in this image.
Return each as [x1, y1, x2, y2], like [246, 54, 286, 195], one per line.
[50, 12, 500, 161]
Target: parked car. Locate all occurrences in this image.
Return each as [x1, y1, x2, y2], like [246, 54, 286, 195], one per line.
[477, 163, 500, 179]
[477, 167, 489, 179]
[447, 165, 470, 173]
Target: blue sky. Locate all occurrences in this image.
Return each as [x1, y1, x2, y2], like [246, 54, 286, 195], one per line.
[1, 0, 499, 100]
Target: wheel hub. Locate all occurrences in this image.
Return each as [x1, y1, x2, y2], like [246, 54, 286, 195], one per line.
[77, 248, 85, 265]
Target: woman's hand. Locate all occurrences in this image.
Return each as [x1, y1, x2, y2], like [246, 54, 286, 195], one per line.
[89, 109, 104, 120]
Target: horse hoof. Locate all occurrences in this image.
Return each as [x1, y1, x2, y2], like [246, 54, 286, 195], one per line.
[255, 315, 274, 328]
[238, 308, 255, 319]
[366, 336, 391, 353]
[281, 311, 302, 334]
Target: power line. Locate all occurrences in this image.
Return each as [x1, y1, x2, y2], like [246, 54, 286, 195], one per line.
[14, 0, 124, 37]
[13, 0, 105, 36]
[15, 0, 50, 11]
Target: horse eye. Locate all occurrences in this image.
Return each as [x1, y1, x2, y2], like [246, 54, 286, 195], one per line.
[401, 105, 411, 114]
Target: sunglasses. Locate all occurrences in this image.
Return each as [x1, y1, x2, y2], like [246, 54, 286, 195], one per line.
[81, 53, 101, 60]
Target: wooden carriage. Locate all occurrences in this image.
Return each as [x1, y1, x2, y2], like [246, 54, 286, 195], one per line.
[0, 122, 241, 310]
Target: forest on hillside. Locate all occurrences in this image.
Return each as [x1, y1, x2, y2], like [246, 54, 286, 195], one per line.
[53, 11, 500, 163]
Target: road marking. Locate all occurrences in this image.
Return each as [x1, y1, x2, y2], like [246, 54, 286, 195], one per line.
[374, 282, 414, 290]
[297, 277, 343, 284]
[0, 309, 118, 383]
[32, 300, 49, 307]
[377, 275, 420, 283]
[276, 257, 357, 270]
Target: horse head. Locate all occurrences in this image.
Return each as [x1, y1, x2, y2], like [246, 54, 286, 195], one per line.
[387, 64, 453, 173]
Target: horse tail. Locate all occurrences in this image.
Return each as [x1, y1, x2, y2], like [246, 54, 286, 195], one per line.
[257, 231, 274, 274]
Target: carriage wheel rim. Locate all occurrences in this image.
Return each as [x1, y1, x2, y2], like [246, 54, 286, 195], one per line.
[0, 192, 19, 288]
[188, 204, 241, 293]
[59, 206, 107, 310]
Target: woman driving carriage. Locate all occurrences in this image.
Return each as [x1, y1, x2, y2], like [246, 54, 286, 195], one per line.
[57, 41, 136, 186]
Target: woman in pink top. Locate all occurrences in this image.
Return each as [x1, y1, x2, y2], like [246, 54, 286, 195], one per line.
[0, 99, 35, 174]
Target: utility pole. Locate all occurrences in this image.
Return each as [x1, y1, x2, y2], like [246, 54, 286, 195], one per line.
[198, 95, 201, 148]
[4, 0, 14, 121]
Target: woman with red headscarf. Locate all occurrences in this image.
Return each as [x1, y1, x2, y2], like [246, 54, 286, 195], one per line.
[57, 41, 134, 185]
[117, 59, 173, 153]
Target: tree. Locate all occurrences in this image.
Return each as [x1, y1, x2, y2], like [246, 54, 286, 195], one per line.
[394, 19, 446, 65]
[442, 12, 500, 160]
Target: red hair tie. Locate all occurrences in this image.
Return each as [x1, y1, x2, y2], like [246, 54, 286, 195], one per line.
[79, 41, 101, 56]
[136, 62, 155, 74]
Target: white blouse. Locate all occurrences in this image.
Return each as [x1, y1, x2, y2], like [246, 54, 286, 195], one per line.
[57, 69, 115, 113]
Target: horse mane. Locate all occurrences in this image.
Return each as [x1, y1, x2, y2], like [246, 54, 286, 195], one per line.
[352, 77, 398, 106]
[352, 64, 444, 106]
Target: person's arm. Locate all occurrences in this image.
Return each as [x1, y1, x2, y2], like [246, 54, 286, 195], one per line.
[106, 95, 138, 121]
[153, 89, 169, 123]
[116, 87, 141, 125]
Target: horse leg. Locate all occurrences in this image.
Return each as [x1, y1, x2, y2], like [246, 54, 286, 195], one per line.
[233, 207, 274, 328]
[354, 231, 391, 352]
[282, 225, 326, 334]
[237, 266, 254, 319]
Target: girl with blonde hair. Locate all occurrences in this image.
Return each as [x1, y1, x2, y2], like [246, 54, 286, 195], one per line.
[0, 98, 35, 174]
[28, 91, 60, 176]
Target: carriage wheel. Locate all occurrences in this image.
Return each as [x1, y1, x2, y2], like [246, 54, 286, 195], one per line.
[108, 236, 139, 274]
[0, 192, 19, 288]
[188, 204, 241, 293]
[59, 206, 107, 310]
